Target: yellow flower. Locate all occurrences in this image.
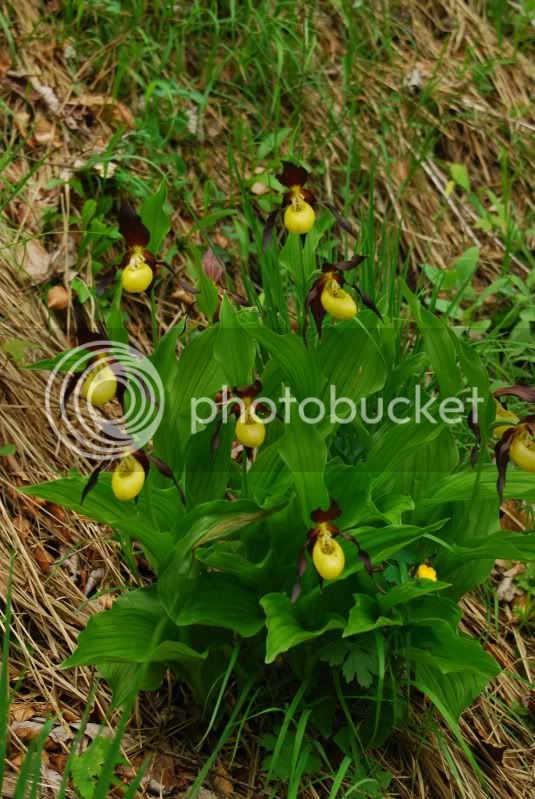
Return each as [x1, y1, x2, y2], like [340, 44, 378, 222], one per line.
[416, 564, 437, 581]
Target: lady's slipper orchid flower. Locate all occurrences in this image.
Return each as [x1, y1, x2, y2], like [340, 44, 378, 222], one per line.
[416, 564, 437, 581]
[117, 203, 157, 294]
[81, 448, 180, 504]
[291, 501, 372, 602]
[488, 385, 535, 500]
[80, 354, 118, 407]
[492, 399, 519, 439]
[111, 453, 146, 501]
[97, 202, 196, 297]
[211, 380, 270, 454]
[306, 256, 383, 335]
[60, 306, 123, 412]
[263, 161, 358, 249]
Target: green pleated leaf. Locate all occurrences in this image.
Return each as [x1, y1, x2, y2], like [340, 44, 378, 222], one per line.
[365, 419, 448, 487]
[402, 284, 462, 398]
[247, 441, 291, 506]
[342, 519, 448, 578]
[21, 474, 176, 568]
[343, 594, 401, 638]
[196, 545, 273, 589]
[184, 419, 234, 507]
[317, 321, 386, 407]
[410, 628, 500, 679]
[437, 532, 535, 570]
[278, 413, 329, 523]
[377, 580, 450, 616]
[261, 593, 345, 663]
[157, 325, 226, 472]
[238, 315, 324, 400]
[408, 596, 462, 631]
[420, 467, 535, 505]
[140, 182, 171, 254]
[63, 607, 205, 669]
[176, 574, 264, 637]
[414, 663, 490, 724]
[177, 498, 277, 550]
[215, 297, 256, 385]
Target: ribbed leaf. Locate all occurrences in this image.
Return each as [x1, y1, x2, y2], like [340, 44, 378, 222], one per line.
[343, 594, 401, 638]
[278, 413, 329, 523]
[378, 581, 450, 616]
[239, 316, 324, 400]
[261, 593, 345, 663]
[177, 574, 264, 637]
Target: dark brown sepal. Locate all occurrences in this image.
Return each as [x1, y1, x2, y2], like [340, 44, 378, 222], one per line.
[234, 379, 262, 400]
[493, 385, 535, 403]
[495, 427, 516, 502]
[306, 281, 327, 336]
[290, 548, 308, 604]
[96, 269, 117, 296]
[211, 416, 223, 451]
[61, 371, 83, 413]
[355, 288, 383, 322]
[467, 409, 481, 466]
[311, 499, 342, 524]
[277, 161, 309, 188]
[117, 202, 150, 248]
[178, 277, 199, 295]
[81, 461, 107, 504]
[133, 449, 150, 475]
[332, 254, 366, 272]
[230, 292, 250, 307]
[283, 188, 315, 206]
[262, 208, 280, 251]
[147, 453, 185, 503]
[322, 201, 357, 238]
[340, 531, 373, 576]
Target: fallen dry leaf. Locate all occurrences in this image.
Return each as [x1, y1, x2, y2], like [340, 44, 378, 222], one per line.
[496, 575, 522, 603]
[69, 94, 135, 129]
[19, 239, 53, 283]
[251, 181, 269, 196]
[47, 285, 69, 310]
[10, 703, 53, 723]
[34, 544, 54, 574]
[145, 752, 178, 793]
[13, 111, 30, 139]
[213, 762, 233, 796]
[179, 790, 217, 799]
[84, 567, 105, 596]
[34, 116, 59, 146]
[13, 514, 32, 539]
[30, 80, 62, 115]
[10, 720, 44, 742]
[171, 287, 196, 305]
[500, 500, 528, 531]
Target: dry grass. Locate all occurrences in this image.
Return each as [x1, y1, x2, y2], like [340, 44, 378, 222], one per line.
[0, 0, 533, 797]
